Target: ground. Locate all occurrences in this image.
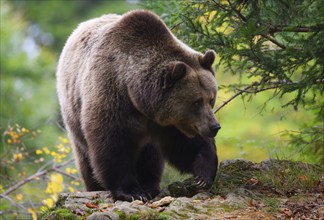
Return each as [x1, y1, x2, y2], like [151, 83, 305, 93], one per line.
[40, 159, 324, 220]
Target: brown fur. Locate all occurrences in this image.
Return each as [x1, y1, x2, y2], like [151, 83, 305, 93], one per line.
[57, 10, 220, 201]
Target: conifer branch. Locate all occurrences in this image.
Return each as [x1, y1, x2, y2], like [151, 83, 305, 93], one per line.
[215, 79, 324, 113]
[269, 25, 324, 33]
[226, 0, 286, 49]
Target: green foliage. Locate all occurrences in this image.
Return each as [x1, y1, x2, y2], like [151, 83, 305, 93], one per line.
[0, 1, 62, 156]
[285, 125, 324, 164]
[11, 0, 140, 50]
[146, 0, 324, 164]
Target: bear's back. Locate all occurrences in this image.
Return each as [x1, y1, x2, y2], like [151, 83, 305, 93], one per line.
[56, 14, 121, 106]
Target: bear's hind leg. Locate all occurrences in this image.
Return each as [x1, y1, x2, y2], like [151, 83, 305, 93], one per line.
[136, 144, 164, 199]
[86, 131, 149, 202]
[74, 145, 104, 191]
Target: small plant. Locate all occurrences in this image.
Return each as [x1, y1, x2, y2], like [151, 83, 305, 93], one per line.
[0, 124, 81, 219]
[257, 160, 323, 195]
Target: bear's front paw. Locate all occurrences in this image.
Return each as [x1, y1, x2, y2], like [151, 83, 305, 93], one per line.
[192, 153, 217, 190]
[195, 175, 213, 189]
[112, 188, 149, 202]
[143, 188, 160, 200]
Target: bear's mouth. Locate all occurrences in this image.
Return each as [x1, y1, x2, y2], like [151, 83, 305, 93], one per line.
[177, 125, 198, 139]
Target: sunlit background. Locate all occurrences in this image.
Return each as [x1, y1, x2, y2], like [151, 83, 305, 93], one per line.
[1, 0, 317, 162]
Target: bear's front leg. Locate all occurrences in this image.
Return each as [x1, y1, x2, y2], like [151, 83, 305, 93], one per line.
[163, 128, 218, 190]
[192, 137, 218, 189]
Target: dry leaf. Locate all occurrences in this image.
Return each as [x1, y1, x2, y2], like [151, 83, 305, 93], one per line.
[279, 208, 293, 217]
[86, 202, 98, 208]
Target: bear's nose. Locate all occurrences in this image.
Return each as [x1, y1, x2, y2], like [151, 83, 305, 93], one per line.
[209, 124, 221, 137]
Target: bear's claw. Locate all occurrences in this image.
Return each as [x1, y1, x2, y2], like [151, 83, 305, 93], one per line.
[195, 176, 211, 189]
[113, 188, 149, 202]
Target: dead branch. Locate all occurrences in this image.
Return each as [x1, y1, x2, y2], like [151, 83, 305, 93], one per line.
[1, 158, 74, 197]
[0, 194, 27, 211]
[53, 168, 80, 181]
[214, 83, 256, 113]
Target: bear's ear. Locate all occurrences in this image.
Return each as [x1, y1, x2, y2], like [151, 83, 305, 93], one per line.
[163, 62, 187, 89]
[199, 50, 216, 69]
[171, 62, 187, 81]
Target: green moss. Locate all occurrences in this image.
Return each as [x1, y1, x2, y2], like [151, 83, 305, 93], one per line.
[114, 210, 127, 220]
[113, 210, 160, 220]
[158, 212, 174, 220]
[211, 160, 259, 196]
[39, 207, 81, 220]
[129, 214, 140, 220]
[219, 202, 245, 212]
[167, 178, 203, 197]
[55, 194, 68, 207]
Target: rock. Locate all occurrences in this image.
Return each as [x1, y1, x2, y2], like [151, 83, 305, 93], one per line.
[191, 192, 212, 200]
[223, 193, 246, 208]
[318, 206, 324, 219]
[220, 159, 255, 170]
[113, 201, 139, 215]
[87, 211, 118, 220]
[151, 196, 175, 207]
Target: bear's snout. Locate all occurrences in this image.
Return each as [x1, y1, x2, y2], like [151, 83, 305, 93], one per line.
[209, 123, 221, 137]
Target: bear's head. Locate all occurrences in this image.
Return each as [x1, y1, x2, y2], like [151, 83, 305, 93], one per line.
[157, 50, 221, 138]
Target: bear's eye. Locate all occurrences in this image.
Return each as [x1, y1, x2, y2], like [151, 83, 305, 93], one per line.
[192, 99, 203, 109]
[210, 98, 215, 107]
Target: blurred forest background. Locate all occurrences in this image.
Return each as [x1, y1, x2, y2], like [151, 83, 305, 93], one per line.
[1, 0, 323, 219]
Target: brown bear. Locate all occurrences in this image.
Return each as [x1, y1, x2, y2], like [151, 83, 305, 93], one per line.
[56, 10, 220, 202]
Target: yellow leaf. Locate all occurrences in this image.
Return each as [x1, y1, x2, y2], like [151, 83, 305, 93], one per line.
[50, 194, 58, 201]
[13, 153, 23, 161]
[22, 128, 30, 133]
[16, 193, 23, 201]
[65, 168, 71, 174]
[57, 143, 65, 152]
[45, 173, 64, 194]
[71, 168, 77, 174]
[28, 208, 37, 220]
[220, 0, 229, 5]
[42, 147, 50, 154]
[42, 198, 54, 208]
[68, 186, 75, 193]
[0, 184, 4, 193]
[36, 149, 43, 155]
[59, 136, 69, 144]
